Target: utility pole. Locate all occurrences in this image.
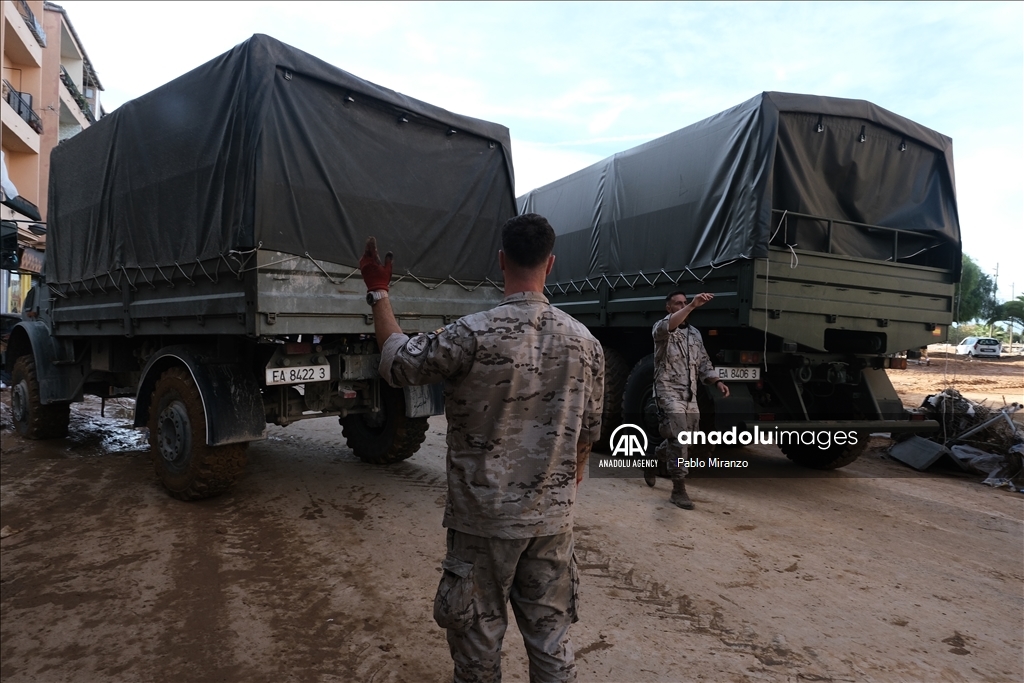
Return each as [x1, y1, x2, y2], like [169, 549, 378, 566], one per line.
[1013, 282, 1018, 353]
[989, 263, 998, 338]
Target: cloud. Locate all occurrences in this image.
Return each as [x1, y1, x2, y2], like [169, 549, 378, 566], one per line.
[510, 139, 606, 196]
[955, 137, 1024, 299]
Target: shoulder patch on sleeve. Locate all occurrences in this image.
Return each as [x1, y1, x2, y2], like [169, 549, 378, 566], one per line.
[405, 332, 432, 356]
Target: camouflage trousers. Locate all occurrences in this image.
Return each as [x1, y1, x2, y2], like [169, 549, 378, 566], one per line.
[433, 528, 579, 683]
[655, 407, 700, 480]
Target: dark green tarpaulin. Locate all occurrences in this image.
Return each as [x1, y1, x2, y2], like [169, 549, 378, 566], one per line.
[48, 34, 516, 285]
[518, 92, 961, 284]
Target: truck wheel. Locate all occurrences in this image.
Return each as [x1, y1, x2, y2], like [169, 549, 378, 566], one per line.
[10, 355, 70, 439]
[599, 347, 630, 446]
[622, 354, 659, 441]
[341, 384, 428, 464]
[781, 436, 868, 470]
[148, 367, 248, 500]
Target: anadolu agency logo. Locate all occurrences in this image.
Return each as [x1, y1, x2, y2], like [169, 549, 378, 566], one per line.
[610, 424, 648, 457]
[591, 424, 657, 479]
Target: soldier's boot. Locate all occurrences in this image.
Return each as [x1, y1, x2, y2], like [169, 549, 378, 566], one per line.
[670, 479, 694, 509]
[644, 468, 657, 487]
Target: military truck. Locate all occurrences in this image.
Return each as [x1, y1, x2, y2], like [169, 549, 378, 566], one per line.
[5, 35, 514, 499]
[519, 92, 956, 469]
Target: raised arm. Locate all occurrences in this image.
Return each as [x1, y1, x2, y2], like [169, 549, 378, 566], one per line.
[359, 237, 402, 348]
[668, 292, 714, 331]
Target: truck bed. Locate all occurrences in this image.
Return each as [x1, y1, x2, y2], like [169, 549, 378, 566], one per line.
[751, 248, 954, 353]
[49, 250, 504, 338]
[549, 246, 954, 354]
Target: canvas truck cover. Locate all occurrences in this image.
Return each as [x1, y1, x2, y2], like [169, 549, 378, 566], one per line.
[518, 92, 961, 285]
[46, 34, 516, 286]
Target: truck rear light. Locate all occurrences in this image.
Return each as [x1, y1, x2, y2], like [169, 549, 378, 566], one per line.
[755, 381, 763, 390]
[739, 351, 762, 364]
[286, 342, 313, 354]
[886, 357, 907, 370]
[910, 413, 924, 421]
[758, 413, 775, 421]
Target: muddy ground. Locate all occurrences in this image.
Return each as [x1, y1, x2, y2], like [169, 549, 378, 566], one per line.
[1, 357, 1022, 682]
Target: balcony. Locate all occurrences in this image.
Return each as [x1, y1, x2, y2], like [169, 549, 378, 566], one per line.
[15, 0, 47, 47]
[3, 0, 42, 67]
[2, 80, 42, 134]
[59, 65, 95, 124]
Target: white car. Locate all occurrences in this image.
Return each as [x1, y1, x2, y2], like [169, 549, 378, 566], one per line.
[955, 336, 1002, 358]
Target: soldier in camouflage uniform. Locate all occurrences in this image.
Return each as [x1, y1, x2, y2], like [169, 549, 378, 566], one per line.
[359, 214, 604, 683]
[651, 291, 729, 509]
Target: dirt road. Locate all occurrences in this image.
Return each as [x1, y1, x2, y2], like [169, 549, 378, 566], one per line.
[2, 362, 1022, 682]
[887, 351, 1024, 408]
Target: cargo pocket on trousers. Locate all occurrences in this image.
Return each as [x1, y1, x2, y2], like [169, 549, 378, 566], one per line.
[433, 554, 476, 631]
[569, 552, 580, 623]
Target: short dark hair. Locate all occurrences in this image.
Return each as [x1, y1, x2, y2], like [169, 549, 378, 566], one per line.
[502, 214, 556, 268]
[665, 290, 687, 303]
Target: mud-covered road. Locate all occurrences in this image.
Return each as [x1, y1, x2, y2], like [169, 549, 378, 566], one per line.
[1, 379, 1022, 682]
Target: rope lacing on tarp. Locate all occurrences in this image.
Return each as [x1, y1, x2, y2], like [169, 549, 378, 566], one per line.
[47, 246, 505, 298]
[542, 259, 742, 297]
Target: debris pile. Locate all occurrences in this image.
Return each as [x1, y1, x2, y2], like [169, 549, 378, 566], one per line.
[920, 388, 1021, 454]
[889, 388, 1023, 492]
[948, 444, 1024, 491]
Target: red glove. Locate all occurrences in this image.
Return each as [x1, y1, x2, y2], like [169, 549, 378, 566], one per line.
[359, 237, 393, 291]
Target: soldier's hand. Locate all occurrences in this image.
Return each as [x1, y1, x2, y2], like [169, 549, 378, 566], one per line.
[716, 380, 730, 398]
[691, 292, 714, 308]
[359, 237, 393, 291]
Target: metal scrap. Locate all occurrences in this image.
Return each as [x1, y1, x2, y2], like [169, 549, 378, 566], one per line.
[889, 388, 1024, 491]
[920, 388, 1021, 454]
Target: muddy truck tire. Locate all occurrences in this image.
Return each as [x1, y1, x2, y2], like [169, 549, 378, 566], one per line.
[622, 354, 659, 442]
[149, 367, 248, 500]
[781, 435, 869, 470]
[341, 384, 428, 465]
[10, 355, 71, 440]
[599, 347, 631, 447]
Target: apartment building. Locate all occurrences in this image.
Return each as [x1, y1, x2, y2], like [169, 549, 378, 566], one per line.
[1, 0, 102, 313]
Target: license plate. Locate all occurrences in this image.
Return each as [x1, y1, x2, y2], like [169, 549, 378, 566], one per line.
[717, 366, 760, 381]
[266, 365, 330, 386]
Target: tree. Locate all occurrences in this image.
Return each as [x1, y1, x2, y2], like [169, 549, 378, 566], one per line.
[954, 255, 997, 323]
[989, 296, 1024, 344]
[948, 323, 986, 345]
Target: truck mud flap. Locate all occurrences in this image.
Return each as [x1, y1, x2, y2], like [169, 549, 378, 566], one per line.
[134, 346, 266, 446]
[5, 320, 83, 404]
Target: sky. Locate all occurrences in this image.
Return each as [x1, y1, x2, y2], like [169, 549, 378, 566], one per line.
[59, 1, 1023, 302]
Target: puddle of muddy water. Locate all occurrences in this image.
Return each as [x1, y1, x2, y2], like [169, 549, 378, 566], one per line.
[1, 391, 148, 456]
[67, 397, 149, 455]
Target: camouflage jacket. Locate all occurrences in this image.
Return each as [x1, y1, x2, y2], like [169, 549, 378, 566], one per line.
[379, 291, 604, 539]
[652, 316, 717, 412]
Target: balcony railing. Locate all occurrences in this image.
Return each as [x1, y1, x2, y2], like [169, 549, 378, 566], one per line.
[59, 65, 96, 124]
[15, 0, 47, 47]
[2, 80, 43, 134]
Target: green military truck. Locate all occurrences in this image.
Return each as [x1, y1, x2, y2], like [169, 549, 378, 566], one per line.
[6, 35, 513, 499]
[519, 92, 956, 469]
